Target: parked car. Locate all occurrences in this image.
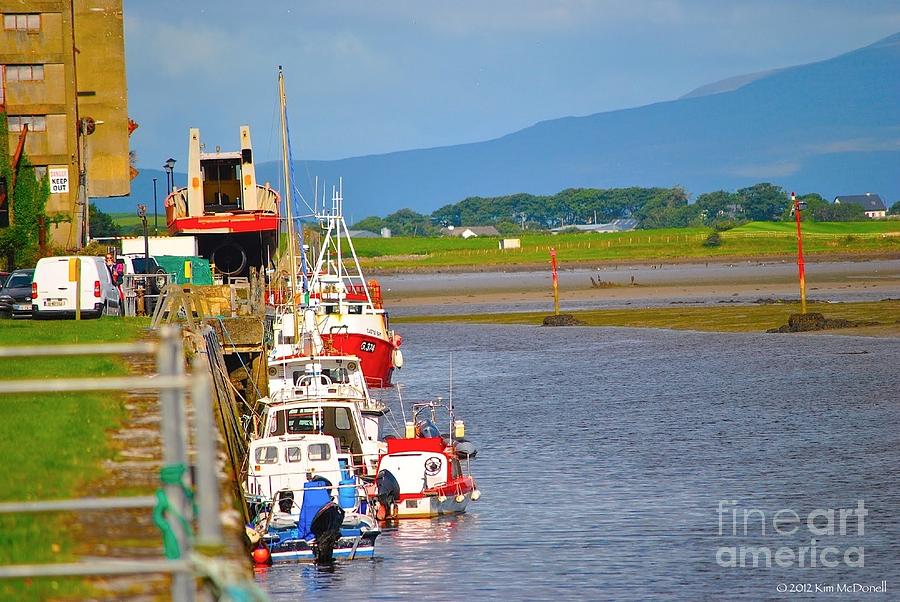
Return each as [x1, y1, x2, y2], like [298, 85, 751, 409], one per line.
[0, 268, 35, 318]
[118, 254, 170, 294]
[32, 256, 121, 319]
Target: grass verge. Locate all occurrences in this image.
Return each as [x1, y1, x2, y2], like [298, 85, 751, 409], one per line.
[394, 300, 900, 335]
[0, 317, 150, 601]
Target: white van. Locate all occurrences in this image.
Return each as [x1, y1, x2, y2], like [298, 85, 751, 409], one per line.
[32, 256, 121, 319]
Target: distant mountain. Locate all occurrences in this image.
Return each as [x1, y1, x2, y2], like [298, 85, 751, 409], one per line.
[103, 32, 900, 217]
[678, 68, 787, 99]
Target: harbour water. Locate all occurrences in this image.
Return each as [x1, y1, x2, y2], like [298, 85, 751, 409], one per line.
[256, 324, 900, 600]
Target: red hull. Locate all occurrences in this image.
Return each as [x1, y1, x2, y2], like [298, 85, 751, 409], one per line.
[321, 332, 396, 387]
[167, 212, 279, 235]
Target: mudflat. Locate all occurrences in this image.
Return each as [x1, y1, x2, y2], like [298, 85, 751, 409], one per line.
[380, 258, 900, 312]
[383, 259, 900, 337]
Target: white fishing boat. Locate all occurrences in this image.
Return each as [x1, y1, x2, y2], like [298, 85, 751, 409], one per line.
[258, 355, 389, 476]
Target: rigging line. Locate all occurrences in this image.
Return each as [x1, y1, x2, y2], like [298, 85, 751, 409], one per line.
[283, 107, 314, 215]
[266, 77, 280, 177]
[283, 101, 310, 292]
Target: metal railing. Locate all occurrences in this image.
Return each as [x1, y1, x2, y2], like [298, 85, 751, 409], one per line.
[0, 327, 229, 602]
[122, 272, 175, 317]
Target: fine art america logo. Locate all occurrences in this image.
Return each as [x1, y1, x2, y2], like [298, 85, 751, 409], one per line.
[716, 500, 867, 568]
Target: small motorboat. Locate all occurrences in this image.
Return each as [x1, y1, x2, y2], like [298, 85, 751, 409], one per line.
[246, 434, 380, 563]
[369, 402, 481, 520]
[258, 482, 379, 564]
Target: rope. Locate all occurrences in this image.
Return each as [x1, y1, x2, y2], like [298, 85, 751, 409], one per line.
[152, 463, 194, 560]
[191, 552, 269, 602]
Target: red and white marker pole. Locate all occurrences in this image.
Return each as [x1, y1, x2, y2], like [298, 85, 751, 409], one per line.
[550, 247, 560, 316]
[792, 192, 807, 314]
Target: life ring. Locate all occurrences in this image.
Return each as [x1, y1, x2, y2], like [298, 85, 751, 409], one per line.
[392, 348, 404, 369]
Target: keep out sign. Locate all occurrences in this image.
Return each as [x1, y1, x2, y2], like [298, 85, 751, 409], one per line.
[49, 167, 69, 193]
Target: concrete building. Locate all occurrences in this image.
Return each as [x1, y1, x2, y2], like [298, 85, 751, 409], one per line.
[1, 0, 130, 248]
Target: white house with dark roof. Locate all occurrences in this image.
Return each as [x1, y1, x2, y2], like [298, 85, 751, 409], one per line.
[440, 225, 500, 238]
[833, 193, 887, 218]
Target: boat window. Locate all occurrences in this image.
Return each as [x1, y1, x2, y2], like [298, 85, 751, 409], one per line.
[308, 443, 331, 461]
[293, 371, 332, 386]
[334, 407, 351, 431]
[322, 368, 349, 384]
[286, 409, 316, 434]
[348, 305, 362, 314]
[451, 458, 462, 479]
[268, 410, 286, 436]
[255, 446, 278, 464]
[285, 446, 302, 463]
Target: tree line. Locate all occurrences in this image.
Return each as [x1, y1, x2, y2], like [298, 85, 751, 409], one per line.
[352, 183, 896, 236]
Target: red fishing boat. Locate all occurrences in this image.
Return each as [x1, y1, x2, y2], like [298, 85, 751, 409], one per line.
[369, 401, 480, 519]
[270, 181, 402, 387]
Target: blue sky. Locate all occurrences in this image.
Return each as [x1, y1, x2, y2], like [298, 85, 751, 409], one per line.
[124, 1, 900, 169]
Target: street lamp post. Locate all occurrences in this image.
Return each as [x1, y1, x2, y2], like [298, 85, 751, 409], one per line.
[137, 203, 149, 269]
[790, 192, 808, 314]
[163, 158, 176, 196]
[152, 177, 158, 235]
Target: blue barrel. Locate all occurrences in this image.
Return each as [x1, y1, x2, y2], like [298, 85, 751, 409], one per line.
[338, 478, 357, 509]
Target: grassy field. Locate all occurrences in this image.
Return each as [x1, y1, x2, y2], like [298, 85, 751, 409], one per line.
[730, 221, 900, 234]
[351, 221, 900, 271]
[395, 300, 900, 335]
[110, 212, 162, 229]
[0, 318, 150, 600]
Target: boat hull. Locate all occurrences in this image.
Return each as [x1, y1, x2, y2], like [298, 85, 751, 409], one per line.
[321, 331, 396, 388]
[267, 531, 379, 563]
[394, 492, 471, 519]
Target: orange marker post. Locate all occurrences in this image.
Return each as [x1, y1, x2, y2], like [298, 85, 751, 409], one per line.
[550, 247, 560, 316]
[792, 192, 807, 314]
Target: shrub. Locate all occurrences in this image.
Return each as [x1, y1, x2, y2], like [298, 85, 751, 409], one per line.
[703, 232, 722, 247]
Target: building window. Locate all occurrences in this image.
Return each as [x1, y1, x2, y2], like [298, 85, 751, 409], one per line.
[8, 115, 46, 132]
[6, 65, 44, 82]
[3, 14, 41, 32]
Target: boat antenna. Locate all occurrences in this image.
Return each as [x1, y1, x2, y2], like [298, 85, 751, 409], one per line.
[448, 353, 454, 440]
[397, 384, 407, 426]
[278, 66, 300, 347]
[314, 175, 318, 216]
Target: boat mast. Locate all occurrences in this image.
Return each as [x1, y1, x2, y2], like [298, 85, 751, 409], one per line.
[335, 182, 343, 295]
[278, 66, 300, 346]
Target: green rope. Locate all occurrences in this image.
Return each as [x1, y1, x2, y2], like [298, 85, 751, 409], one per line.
[152, 463, 195, 559]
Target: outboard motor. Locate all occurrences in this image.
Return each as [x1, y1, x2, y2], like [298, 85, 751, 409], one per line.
[455, 440, 477, 459]
[310, 502, 345, 563]
[375, 469, 401, 520]
[276, 490, 294, 513]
